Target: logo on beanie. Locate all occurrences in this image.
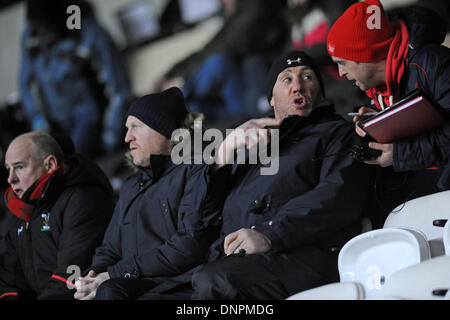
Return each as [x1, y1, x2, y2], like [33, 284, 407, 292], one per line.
[328, 44, 335, 53]
[286, 58, 302, 65]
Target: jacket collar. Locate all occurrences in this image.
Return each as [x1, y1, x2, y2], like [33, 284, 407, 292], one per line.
[140, 154, 176, 182]
[278, 100, 338, 140]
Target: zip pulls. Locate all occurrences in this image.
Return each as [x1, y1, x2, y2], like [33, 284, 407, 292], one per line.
[377, 94, 394, 110]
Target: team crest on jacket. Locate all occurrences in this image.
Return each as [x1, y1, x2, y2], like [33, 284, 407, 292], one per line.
[41, 212, 51, 232]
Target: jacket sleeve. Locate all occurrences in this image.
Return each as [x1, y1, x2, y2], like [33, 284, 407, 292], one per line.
[37, 187, 114, 299]
[393, 48, 450, 171]
[88, 197, 125, 275]
[255, 125, 375, 251]
[106, 165, 230, 279]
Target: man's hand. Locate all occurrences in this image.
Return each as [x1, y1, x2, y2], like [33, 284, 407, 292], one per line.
[74, 270, 110, 300]
[224, 228, 272, 256]
[353, 106, 376, 137]
[216, 118, 281, 167]
[364, 142, 393, 167]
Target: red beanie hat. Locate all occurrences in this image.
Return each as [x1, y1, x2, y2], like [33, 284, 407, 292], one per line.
[327, 0, 394, 62]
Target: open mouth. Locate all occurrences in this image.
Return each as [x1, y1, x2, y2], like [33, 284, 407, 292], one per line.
[293, 97, 306, 108]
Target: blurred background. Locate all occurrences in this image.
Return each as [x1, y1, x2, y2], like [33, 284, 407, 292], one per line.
[0, 0, 449, 196]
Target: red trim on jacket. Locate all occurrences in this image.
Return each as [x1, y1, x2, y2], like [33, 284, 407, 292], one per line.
[408, 62, 430, 85]
[51, 274, 76, 288]
[0, 292, 18, 299]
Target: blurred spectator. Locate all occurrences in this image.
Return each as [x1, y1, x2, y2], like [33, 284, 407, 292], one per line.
[19, 0, 132, 157]
[155, 0, 289, 122]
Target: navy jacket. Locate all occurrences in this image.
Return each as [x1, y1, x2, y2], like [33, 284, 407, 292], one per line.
[204, 104, 375, 288]
[389, 6, 450, 171]
[90, 155, 224, 282]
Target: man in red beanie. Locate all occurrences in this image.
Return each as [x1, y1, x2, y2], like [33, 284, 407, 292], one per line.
[327, 0, 450, 226]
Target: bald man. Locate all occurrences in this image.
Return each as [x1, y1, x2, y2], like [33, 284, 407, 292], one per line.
[0, 132, 113, 299]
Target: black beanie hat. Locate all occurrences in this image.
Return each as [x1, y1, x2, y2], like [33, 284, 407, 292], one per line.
[266, 51, 325, 103]
[126, 87, 188, 139]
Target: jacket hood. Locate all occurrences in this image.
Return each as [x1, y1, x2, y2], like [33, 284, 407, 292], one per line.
[390, 6, 446, 55]
[59, 154, 113, 196]
[124, 152, 179, 183]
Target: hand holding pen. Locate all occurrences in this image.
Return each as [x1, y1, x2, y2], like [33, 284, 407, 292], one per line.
[350, 106, 378, 137]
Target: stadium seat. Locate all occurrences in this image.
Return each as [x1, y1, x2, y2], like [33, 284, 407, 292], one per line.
[379, 255, 450, 300]
[444, 220, 450, 256]
[287, 192, 449, 300]
[384, 190, 450, 257]
[338, 228, 431, 299]
[286, 282, 365, 300]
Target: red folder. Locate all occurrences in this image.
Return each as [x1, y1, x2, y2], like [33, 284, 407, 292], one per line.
[357, 89, 447, 143]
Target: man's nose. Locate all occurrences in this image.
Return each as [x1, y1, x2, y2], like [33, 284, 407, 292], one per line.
[124, 129, 133, 143]
[7, 170, 17, 185]
[292, 77, 303, 93]
[338, 65, 347, 78]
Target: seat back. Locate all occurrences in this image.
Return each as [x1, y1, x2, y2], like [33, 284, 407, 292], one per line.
[379, 255, 450, 300]
[444, 220, 450, 256]
[338, 228, 430, 299]
[384, 190, 450, 257]
[286, 282, 365, 300]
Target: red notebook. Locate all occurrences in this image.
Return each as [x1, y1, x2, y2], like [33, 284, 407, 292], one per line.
[358, 89, 447, 143]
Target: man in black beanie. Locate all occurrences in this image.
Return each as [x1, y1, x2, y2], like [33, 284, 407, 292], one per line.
[74, 87, 225, 300]
[184, 50, 374, 300]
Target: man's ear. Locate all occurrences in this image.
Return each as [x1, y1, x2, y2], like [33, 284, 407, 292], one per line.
[44, 155, 58, 172]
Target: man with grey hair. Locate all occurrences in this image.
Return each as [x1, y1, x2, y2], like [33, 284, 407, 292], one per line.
[0, 132, 114, 299]
[74, 87, 224, 300]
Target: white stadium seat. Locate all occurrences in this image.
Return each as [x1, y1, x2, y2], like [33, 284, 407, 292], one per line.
[287, 191, 449, 300]
[338, 228, 430, 299]
[379, 255, 450, 300]
[384, 190, 450, 257]
[286, 282, 365, 300]
[444, 220, 450, 256]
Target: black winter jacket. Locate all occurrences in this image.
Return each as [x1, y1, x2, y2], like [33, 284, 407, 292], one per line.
[389, 6, 450, 171]
[0, 155, 114, 300]
[90, 155, 224, 283]
[206, 104, 375, 284]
